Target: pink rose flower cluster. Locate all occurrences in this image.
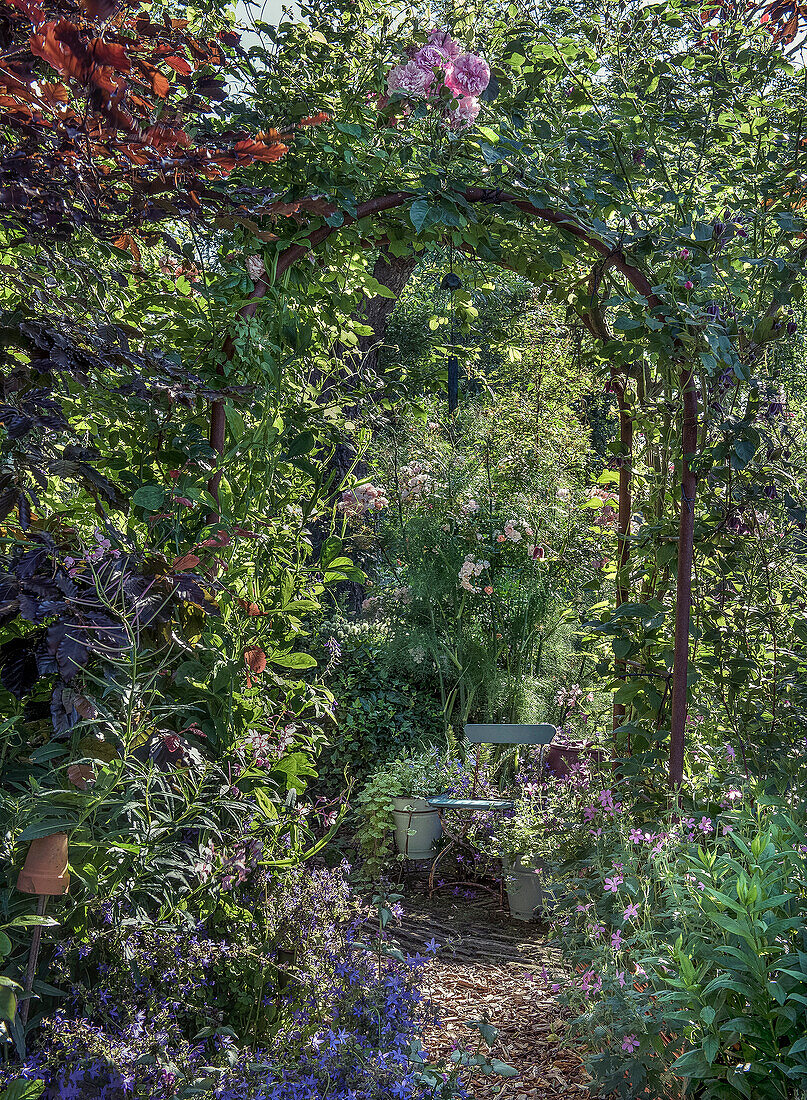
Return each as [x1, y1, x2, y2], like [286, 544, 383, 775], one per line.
[398, 461, 436, 501]
[586, 485, 619, 526]
[459, 552, 489, 593]
[337, 483, 389, 516]
[386, 27, 490, 129]
[554, 684, 583, 709]
[495, 517, 534, 544]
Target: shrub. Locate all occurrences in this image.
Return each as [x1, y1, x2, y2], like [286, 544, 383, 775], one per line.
[550, 784, 807, 1100]
[317, 619, 447, 794]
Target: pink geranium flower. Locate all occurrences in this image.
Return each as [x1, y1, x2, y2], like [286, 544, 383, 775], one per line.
[387, 60, 434, 98]
[445, 52, 490, 97]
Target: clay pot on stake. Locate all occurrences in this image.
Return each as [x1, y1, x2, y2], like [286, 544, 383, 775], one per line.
[16, 832, 69, 1025]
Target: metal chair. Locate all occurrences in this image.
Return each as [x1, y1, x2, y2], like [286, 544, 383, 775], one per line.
[426, 723, 557, 897]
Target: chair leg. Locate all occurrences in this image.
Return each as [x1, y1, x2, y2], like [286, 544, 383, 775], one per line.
[428, 837, 457, 895]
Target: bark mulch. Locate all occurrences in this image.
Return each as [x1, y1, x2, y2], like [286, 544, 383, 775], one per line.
[389, 880, 591, 1100]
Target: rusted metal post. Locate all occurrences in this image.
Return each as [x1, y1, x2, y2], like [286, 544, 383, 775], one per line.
[669, 364, 699, 789]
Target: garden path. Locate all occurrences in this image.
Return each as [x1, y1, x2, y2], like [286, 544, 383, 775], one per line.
[390, 884, 591, 1099]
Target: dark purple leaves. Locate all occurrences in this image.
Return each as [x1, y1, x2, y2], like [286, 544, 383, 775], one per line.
[0, 637, 39, 698]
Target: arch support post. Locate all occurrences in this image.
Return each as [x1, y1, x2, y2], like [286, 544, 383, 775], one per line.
[612, 373, 633, 746]
[669, 363, 699, 790]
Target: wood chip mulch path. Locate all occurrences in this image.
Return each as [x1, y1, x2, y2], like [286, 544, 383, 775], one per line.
[389, 880, 591, 1099]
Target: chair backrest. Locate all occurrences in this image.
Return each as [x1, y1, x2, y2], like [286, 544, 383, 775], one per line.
[464, 723, 557, 746]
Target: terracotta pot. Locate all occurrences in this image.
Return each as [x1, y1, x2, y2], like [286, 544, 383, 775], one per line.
[17, 833, 70, 895]
[544, 742, 605, 779]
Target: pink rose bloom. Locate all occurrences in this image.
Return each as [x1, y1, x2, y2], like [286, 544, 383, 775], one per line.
[448, 95, 481, 128]
[387, 60, 434, 98]
[428, 28, 461, 59]
[414, 43, 450, 71]
[446, 52, 490, 97]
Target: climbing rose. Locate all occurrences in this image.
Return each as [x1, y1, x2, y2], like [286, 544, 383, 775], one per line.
[446, 52, 490, 97]
[414, 43, 450, 71]
[449, 95, 481, 127]
[387, 60, 434, 98]
[427, 28, 461, 59]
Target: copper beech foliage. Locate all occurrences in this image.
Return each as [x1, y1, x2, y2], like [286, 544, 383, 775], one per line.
[0, 1, 333, 732]
[697, 0, 807, 44]
[0, 0, 328, 238]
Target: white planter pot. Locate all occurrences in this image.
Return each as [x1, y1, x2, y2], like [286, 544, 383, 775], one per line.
[391, 796, 442, 859]
[503, 855, 555, 921]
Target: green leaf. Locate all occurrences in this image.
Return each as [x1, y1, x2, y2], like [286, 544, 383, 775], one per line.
[0, 984, 16, 1024]
[703, 1036, 719, 1064]
[321, 537, 344, 567]
[489, 1059, 519, 1077]
[726, 1068, 753, 1097]
[324, 566, 365, 583]
[271, 651, 317, 669]
[253, 787, 278, 820]
[18, 820, 74, 842]
[285, 432, 315, 458]
[731, 438, 756, 471]
[468, 1019, 498, 1046]
[131, 485, 166, 511]
[613, 681, 643, 704]
[410, 198, 434, 234]
[613, 315, 641, 331]
[0, 1081, 46, 1100]
[670, 1048, 714, 1077]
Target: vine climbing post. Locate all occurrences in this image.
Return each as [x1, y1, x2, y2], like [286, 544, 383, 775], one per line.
[612, 370, 634, 745]
[669, 363, 699, 789]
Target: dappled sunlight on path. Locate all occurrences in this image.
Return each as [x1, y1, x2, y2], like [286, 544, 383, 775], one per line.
[389, 885, 590, 1098]
[423, 959, 590, 1100]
